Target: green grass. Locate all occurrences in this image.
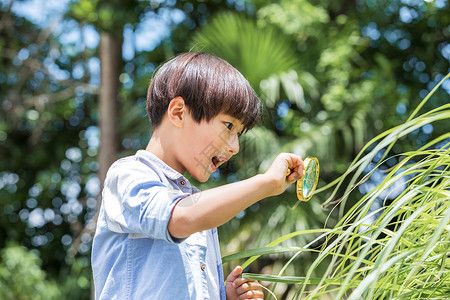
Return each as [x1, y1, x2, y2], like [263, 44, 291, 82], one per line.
[223, 73, 450, 299]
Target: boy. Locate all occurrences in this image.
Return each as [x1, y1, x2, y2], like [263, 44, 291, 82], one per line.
[91, 52, 304, 299]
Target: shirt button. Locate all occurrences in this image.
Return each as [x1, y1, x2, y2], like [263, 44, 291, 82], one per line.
[180, 179, 186, 186]
[200, 263, 206, 271]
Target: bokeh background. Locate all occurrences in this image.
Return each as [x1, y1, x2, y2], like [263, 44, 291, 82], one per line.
[0, 0, 449, 299]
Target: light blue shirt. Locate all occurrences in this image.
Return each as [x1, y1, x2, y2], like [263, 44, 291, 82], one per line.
[92, 150, 226, 299]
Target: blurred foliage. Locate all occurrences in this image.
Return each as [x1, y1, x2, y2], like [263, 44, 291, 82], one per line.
[0, 0, 449, 299]
[191, 12, 302, 96]
[186, 0, 449, 280]
[0, 243, 60, 300]
[232, 79, 450, 298]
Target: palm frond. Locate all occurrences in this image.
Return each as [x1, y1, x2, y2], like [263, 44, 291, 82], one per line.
[190, 12, 306, 109]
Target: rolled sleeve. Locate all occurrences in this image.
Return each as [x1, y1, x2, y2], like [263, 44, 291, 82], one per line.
[129, 181, 188, 243]
[103, 171, 189, 243]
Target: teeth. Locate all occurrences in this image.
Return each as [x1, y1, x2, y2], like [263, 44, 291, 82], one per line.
[212, 156, 225, 167]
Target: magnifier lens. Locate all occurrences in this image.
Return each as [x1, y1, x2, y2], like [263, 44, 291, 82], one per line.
[296, 157, 319, 202]
[302, 160, 317, 199]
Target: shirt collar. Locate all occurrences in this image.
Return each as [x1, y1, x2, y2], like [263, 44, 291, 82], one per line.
[135, 149, 189, 182]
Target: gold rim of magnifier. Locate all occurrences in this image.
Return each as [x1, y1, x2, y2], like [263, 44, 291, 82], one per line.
[296, 156, 319, 202]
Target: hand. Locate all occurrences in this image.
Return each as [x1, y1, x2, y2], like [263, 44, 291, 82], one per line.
[226, 266, 264, 300]
[264, 153, 304, 197]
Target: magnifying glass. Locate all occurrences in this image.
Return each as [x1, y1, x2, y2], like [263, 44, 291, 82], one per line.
[287, 156, 319, 202]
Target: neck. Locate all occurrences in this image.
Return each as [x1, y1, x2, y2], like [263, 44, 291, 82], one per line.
[146, 127, 185, 174]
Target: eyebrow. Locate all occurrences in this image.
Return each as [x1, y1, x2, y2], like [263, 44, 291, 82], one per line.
[228, 117, 244, 130]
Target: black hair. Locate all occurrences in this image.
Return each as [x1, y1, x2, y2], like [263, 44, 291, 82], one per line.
[146, 52, 261, 132]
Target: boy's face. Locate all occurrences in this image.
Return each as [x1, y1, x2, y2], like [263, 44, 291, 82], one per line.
[178, 112, 244, 182]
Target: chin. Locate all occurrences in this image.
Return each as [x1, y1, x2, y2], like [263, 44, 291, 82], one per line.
[187, 163, 213, 182]
[191, 170, 211, 183]
[196, 174, 210, 183]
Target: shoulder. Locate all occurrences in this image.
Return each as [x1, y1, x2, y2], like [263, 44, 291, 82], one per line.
[104, 153, 163, 194]
[109, 155, 158, 179]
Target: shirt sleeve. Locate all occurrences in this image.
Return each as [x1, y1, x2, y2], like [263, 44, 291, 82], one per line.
[101, 161, 189, 243]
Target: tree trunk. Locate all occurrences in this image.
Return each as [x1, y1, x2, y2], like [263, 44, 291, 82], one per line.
[98, 32, 121, 187]
[90, 32, 122, 300]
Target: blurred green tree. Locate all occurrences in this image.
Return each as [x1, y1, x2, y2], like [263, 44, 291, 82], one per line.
[0, 243, 60, 300]
[0, 0, 449, 299]
[0, 1, 259, 299]
[0, 4, 98, 297]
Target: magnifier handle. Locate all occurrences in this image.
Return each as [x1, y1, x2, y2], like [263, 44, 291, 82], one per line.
[286, 168, 302, 177]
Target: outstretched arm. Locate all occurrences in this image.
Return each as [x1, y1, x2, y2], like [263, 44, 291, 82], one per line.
[168, 153, 304, 239]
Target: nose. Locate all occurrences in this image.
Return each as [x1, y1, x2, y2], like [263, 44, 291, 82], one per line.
[227, 133, 239, 155]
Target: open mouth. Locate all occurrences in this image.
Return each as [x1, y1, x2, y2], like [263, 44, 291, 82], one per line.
[211, 156, 226, 169]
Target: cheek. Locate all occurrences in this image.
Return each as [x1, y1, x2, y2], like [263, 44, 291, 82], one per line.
[184, 122, 225, 158]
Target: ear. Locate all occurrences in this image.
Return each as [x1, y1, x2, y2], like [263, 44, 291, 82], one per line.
[167, 97, 186, 128]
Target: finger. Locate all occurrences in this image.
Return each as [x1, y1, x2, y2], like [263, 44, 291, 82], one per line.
[227, 266, 243, 284]
[287, 164, 304, 181]
[231, 276, 251, 288]
[234, 279, 263, 290]
[286, 170, 301, 182]
[237, 288, 264, 299]
[284, 154, 304, 178]
[235, 281, 264, 294]
[293, 157, 305, 178]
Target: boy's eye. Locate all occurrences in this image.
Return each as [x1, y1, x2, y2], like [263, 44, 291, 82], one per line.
[225, 122, 233, 130]
[224, 121, 243, 137]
